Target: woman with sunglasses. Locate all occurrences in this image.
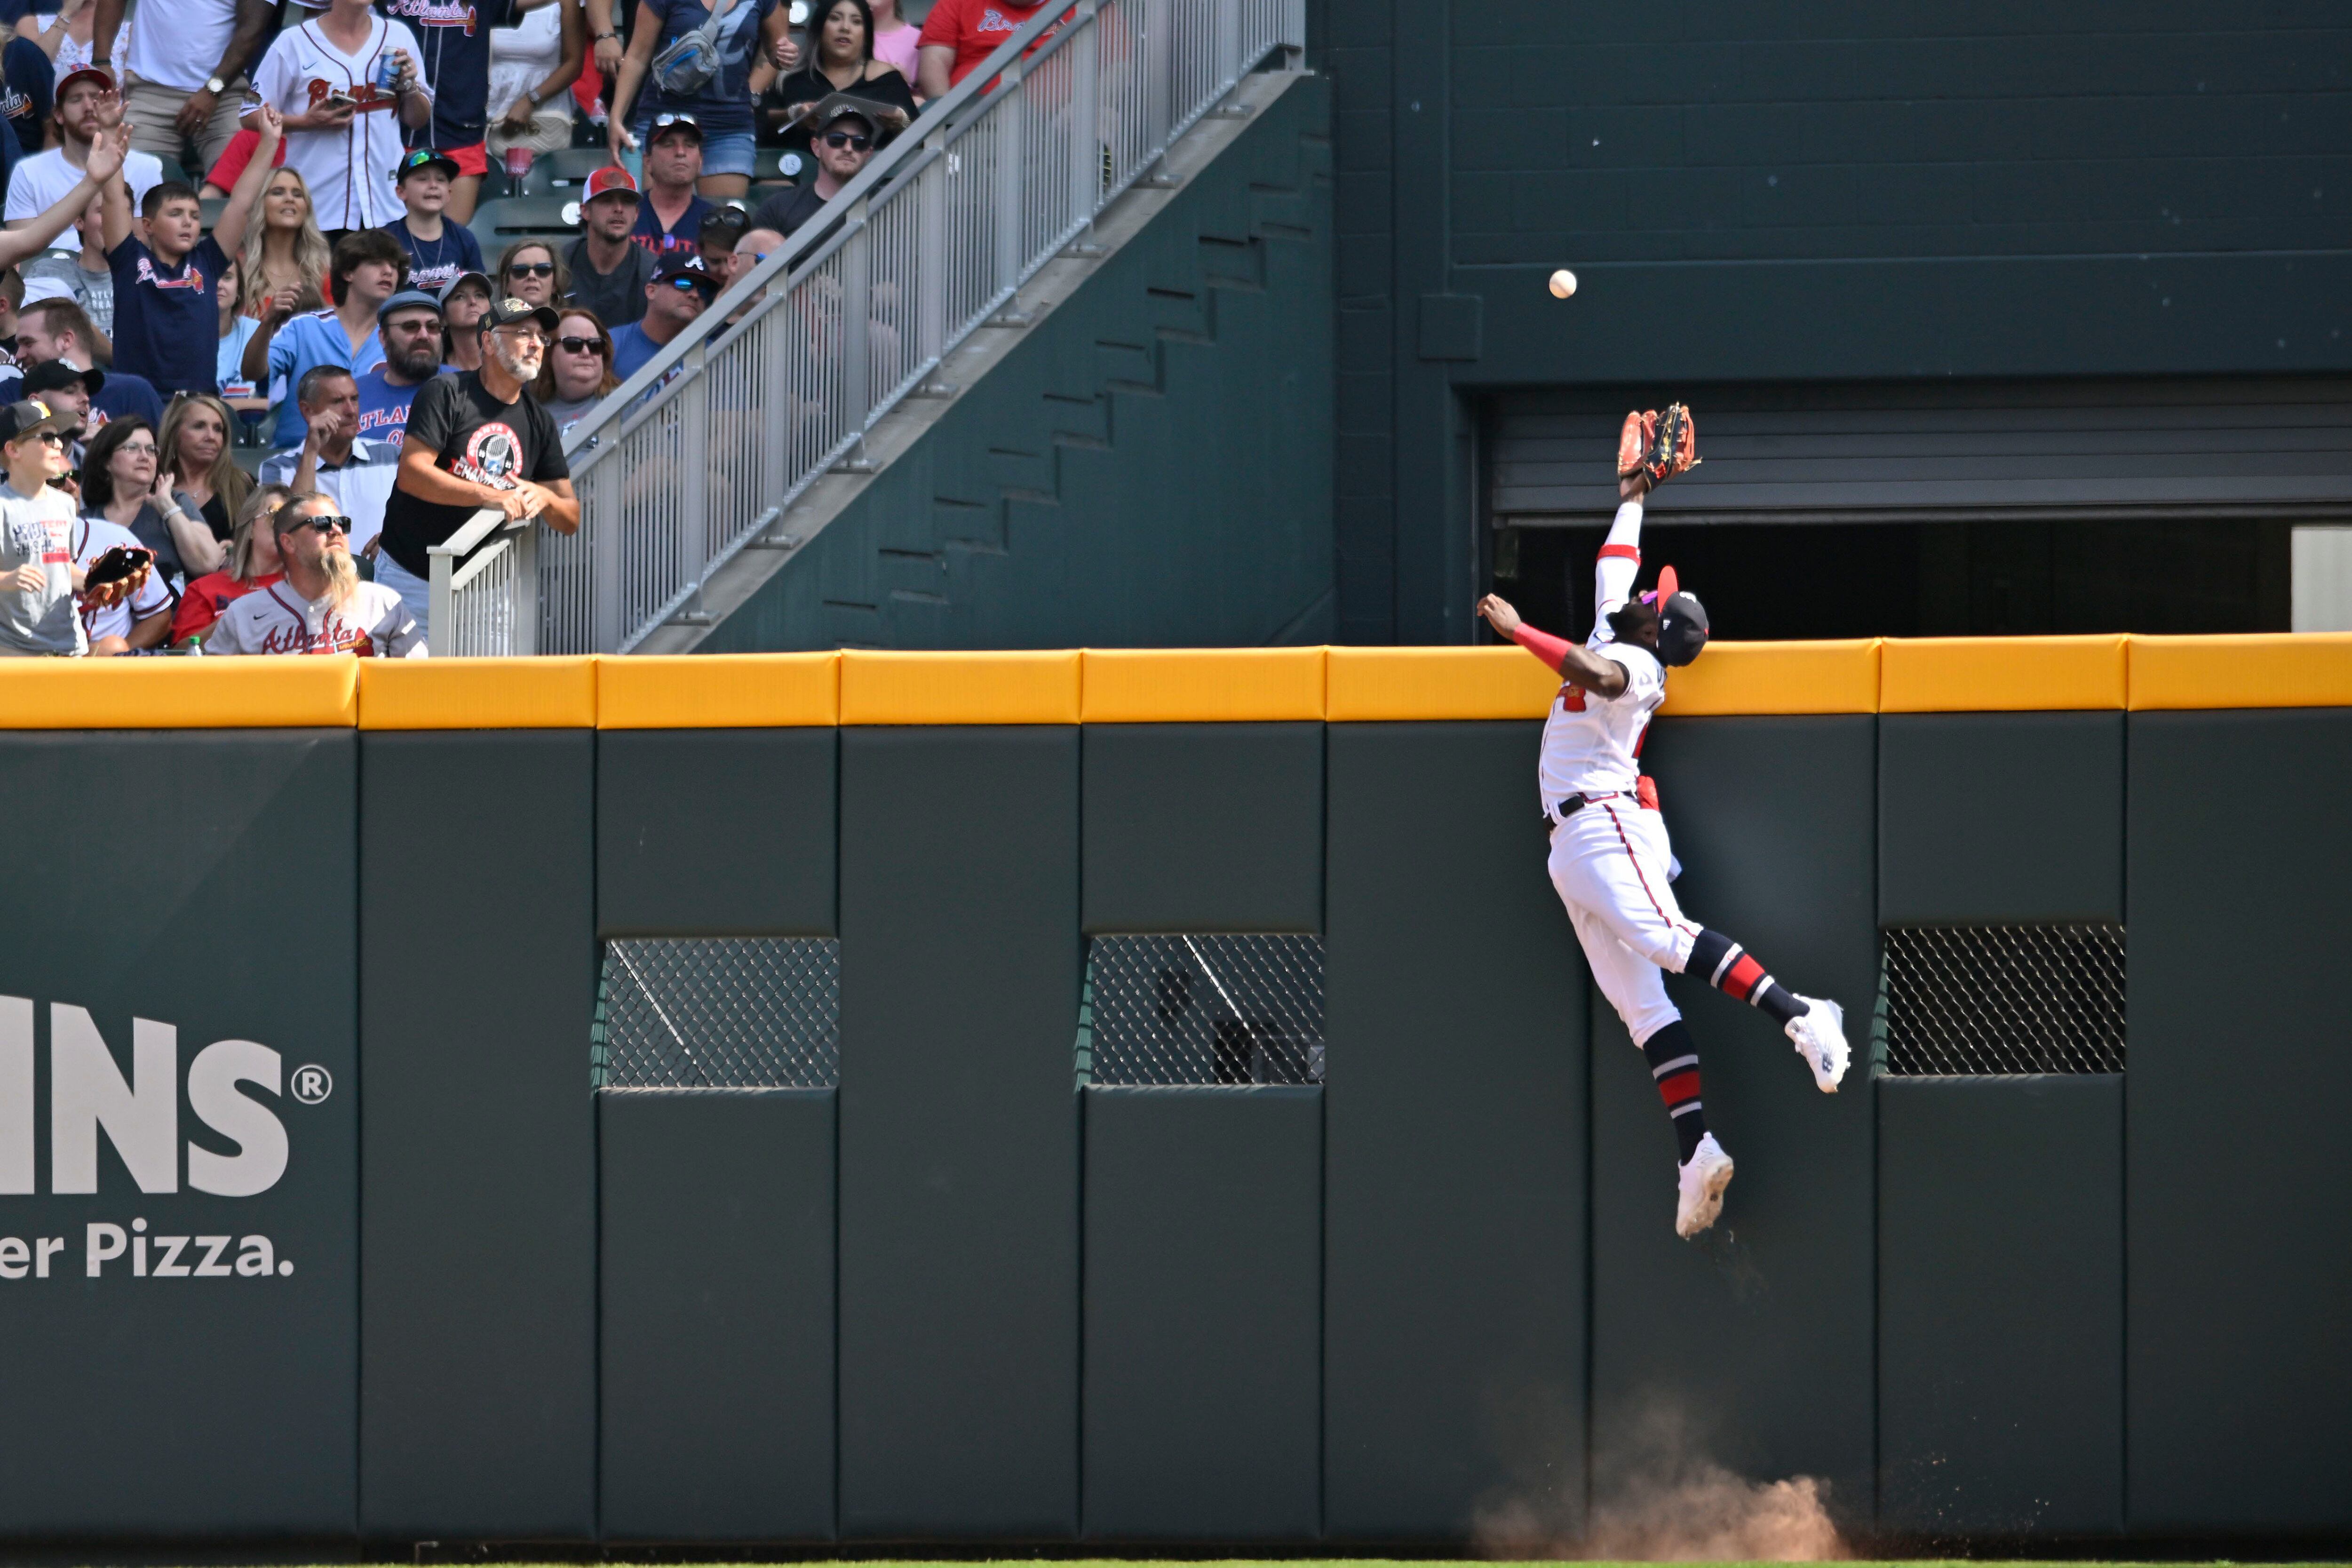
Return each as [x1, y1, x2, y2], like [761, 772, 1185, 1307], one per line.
[533, 307, 620, 438]
[758, 0, 915, 166]
[496, 239, 571, 310]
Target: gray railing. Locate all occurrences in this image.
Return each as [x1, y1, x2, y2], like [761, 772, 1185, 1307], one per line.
[437, 0, 1303, 655]
[427, 505, 537, 655]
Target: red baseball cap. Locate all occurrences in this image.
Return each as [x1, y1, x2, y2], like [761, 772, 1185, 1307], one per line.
[584, 165, 639, 203]
[56, 64, 114, 98]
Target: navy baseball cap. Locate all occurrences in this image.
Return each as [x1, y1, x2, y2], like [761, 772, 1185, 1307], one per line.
[652, 251, 720, 295]
[394, 147, 461, 183]
[378, 288, 445, 322]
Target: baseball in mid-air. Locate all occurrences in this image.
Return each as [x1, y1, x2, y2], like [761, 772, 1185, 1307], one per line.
[1549, 268, 1578, 299]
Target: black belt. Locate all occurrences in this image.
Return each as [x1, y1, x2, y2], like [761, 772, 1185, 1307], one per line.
[1543, 790, 1624, 833]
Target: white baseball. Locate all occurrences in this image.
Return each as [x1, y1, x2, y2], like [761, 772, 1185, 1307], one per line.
[1548, 268, 1577, 299]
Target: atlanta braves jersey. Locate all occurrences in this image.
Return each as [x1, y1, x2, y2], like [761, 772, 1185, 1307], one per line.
[203, 578, 425, 657]
[1535, 514, 1663, 803]
[246, 16, 435, 231]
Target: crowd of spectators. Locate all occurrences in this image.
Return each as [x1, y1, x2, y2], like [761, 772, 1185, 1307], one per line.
[0, 0, 1064, 660]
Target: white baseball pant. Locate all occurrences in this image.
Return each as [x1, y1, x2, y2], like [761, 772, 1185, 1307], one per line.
[1546, 795, 1700, 1048]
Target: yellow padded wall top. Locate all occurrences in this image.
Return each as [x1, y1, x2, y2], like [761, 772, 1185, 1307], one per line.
[1080, 647, 1326, 722]
[357, 657, 598, 729]
[598, 653, 840, 728]
[1880, 635, 2128, 712]
[0, 654, 360, 728]
[2129, 633, 2352, 710]
[839, 649, 1082, 724]
[1325, 645, 1559, 721]
[1662, 639, 1881, 716]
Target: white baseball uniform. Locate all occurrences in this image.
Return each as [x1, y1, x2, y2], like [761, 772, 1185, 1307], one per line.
[72, 515, 173, 645]
[1536, 496, 1700, 1046]
[246, 16, 435, 232]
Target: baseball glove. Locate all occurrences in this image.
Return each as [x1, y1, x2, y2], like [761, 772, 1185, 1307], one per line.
[1616, 403, 1700, 486]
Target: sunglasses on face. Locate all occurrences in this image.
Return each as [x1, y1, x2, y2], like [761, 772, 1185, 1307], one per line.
[508, 262, 556, 278]
[822, 131, 872, 150]
[32, 431, 65, 449]
[556, 335, 608, 355]
[665, 275, 713, 293]
[291, 514, 353, 535]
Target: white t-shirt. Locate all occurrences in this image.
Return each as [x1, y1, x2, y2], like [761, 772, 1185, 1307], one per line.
[0, 481, 86, 655]
[3, 148, 164, 225]
[72, 513, 173, 644]
[125, 0, 241, 94]
[204, 576, 425, 657]
[247, 16, 435, 232]
[258, 436, 401, 555]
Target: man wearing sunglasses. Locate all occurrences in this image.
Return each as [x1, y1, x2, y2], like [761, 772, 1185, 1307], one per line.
[378, 294, 577, 639]
[202, 490, 423, 656]
[609, 251, 717, 383]
[348, 288, 448, 446]
[749, 95, 888, 240]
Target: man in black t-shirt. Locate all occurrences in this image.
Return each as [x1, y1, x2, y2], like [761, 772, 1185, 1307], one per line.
[377, 294, 577, 638]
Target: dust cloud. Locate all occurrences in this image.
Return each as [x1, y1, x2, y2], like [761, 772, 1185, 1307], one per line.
[1474, 1399, 1846, 1562]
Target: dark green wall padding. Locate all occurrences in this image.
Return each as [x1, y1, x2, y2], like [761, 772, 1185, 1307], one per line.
[1587, 717, 1879, 1515]
[1878, 1074, 2123, 1537]
[358, 732, 597, 1540]
[0, 731, 358, 1539]
[600, 1087, 836, 1540]
[1082, 1085, 1322, 1540]
[836, 727, 1081, 1538]
[1323, 722, 1588, 1541]
[2127, 709, 2352, 1535]
[4, 706, 2350, 1549]
[699, 75, 1334, 653]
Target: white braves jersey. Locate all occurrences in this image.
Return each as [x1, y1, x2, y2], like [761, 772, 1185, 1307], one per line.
[204, 579, 425, 658]
[1537, 639, 1664, 803]
[247, 17, 435, 231]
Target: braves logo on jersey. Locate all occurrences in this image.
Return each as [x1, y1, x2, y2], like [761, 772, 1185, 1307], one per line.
[305, 77, 400, 113]
[133, 257, 207, 292]
[384, 0, 480, 33]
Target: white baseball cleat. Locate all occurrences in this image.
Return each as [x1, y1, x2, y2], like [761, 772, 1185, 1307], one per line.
[1786, 996, 1850, 1092]
[1675, 1132, 1735, 1239]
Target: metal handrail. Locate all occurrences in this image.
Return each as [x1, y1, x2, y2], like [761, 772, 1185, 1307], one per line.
[445, 0, 1303, 655]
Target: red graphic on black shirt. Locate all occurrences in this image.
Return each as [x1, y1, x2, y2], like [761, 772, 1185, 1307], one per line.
[452, 421, 522, 487]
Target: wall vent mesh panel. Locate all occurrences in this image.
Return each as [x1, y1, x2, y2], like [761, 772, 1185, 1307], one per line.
[1877, 924, 2125, 1075]
[1079, 935, 1323, 1087]
[592, 938, 839, 1089]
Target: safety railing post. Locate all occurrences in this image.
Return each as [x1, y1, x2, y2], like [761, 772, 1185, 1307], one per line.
[512, 519, 539, 655]
[1218, 0, 1240, 94]
[679, 344, 710, 613]
[994, 69, 1025, 303]
[1071, 2, 1100, 229]
[590, 461, 621, 651]
[916, 141, 947, 373]
[841, 205, 872, 443]
[428, 549, 453, 656]
[1143, 0, 1172, 173]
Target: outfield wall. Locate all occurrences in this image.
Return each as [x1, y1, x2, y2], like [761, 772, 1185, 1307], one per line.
[0, 639, 2345, 1548]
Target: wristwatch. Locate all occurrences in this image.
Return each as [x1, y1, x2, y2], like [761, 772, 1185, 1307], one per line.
[526, 88, 543, 108]
[206, 75, 228, 96]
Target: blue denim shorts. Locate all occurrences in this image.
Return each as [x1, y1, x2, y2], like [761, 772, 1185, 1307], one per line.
[640, 121, 756, 179]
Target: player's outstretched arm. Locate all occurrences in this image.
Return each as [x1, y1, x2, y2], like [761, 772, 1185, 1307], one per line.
[1477, 595, 1629, 698]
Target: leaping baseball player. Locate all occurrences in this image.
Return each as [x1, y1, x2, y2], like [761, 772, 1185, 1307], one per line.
[1475, 405, 1850, 1240]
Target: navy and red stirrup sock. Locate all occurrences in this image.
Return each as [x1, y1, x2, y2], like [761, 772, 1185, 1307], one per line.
[1641, 1019, 1707, 1164]
[1686, 928, 1806, 1029]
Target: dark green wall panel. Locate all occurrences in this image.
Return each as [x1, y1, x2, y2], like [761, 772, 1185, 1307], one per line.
[597, 728, 837, 936]
[599, 1088, 834, 1541]
[1587, 717, 1877, 1516]
[1082, 1086, 1321, 1539]
[0, 731, 357, 1538]
[1879, 712, 2122, 925]
[1878, 1075, 2122, 1537]
[837, 726, 1080, 1538]
[2127, 708, 2352, 1535]
[358, 731, 596, 1540]
[1082, 723, 1323, 933]
[1323, 722, 1586, 1541]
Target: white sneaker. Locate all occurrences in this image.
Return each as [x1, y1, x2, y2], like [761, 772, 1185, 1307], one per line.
[1675, 1132, 1734, 1239]
[1786, 996, 1850, 1092]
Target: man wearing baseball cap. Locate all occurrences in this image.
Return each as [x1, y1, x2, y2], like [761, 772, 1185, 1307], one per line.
[385, 148, 486, 295]
[628, 112, 715, 259]
[4, 68, 166, 229]
[608, 251, 717, 383]
[349, 287, 448, 445]
[564, 164, 653, 328]
[377, 294, 577, 642]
